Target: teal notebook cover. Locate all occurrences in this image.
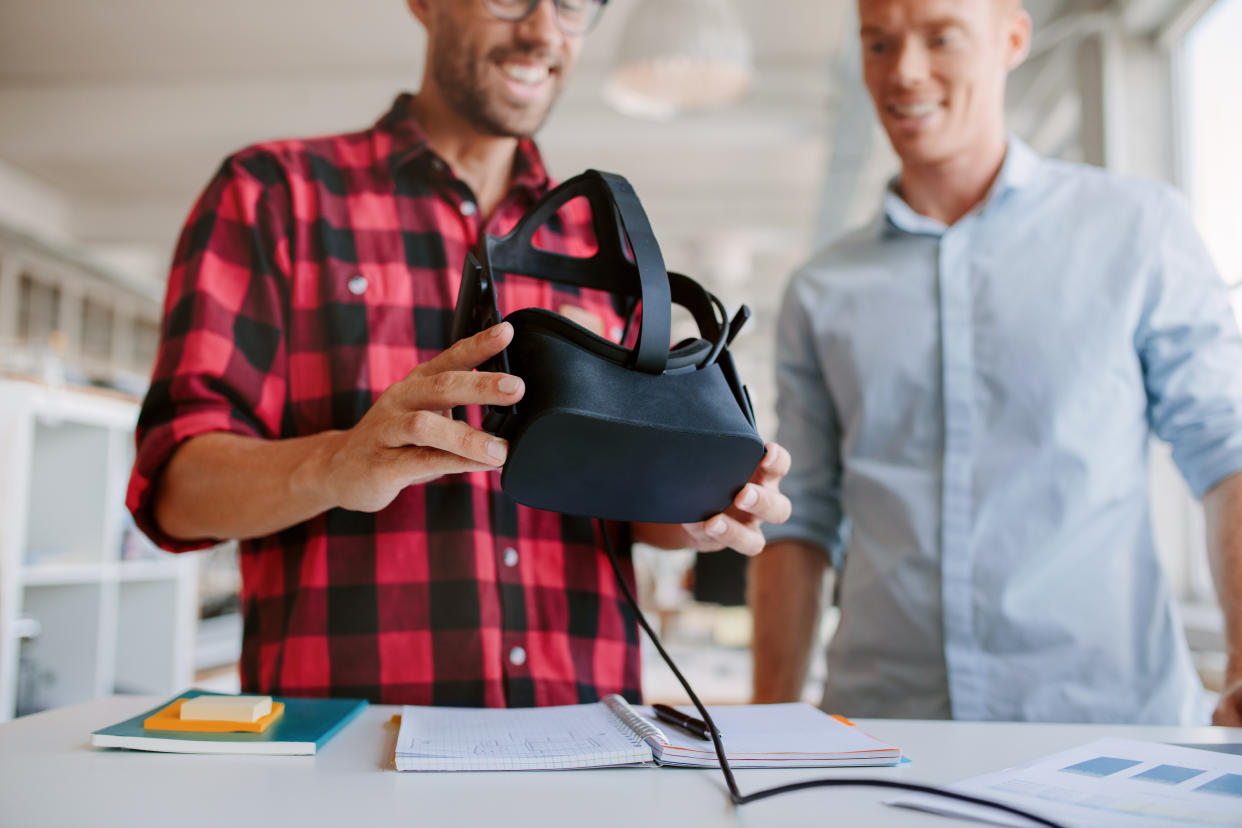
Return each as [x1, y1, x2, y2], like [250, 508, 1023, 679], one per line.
[91, 689, 368, 755]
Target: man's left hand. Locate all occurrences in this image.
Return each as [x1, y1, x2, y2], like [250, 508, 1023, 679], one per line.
[633, 442, 792, 556]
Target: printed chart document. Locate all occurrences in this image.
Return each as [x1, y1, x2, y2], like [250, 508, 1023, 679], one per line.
[890, 737, 1242, 827]
[394, 695, 901, 771]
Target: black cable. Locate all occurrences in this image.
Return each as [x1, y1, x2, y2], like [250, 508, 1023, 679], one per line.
[598, 522, 1068, 828]
[599, 521, 743, 797]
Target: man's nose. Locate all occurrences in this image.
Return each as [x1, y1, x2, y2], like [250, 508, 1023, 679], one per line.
[892, 37, 931, 86]
[514, 0, 562, 48]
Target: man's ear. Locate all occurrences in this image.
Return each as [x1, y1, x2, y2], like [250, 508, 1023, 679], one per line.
[1005, 9, 1033, 71]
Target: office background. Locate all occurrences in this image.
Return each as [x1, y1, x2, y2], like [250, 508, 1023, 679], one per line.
[0, 0, 1238, 719]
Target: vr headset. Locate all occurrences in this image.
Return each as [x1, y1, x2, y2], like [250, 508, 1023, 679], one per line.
[450, 170, 764, 524]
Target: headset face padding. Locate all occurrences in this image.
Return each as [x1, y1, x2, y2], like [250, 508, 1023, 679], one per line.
[507, 309, 716, 372]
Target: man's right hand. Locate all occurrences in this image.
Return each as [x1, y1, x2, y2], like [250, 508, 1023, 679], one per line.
[152, 322, 524, 543]
[325, 321, 525, 513]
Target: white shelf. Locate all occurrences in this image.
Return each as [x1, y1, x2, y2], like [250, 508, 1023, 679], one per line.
[0, 378, 199, 721]
[21, 559, 192, 587]
[117, 559, 192, 582]
[21, 562, 112, 586]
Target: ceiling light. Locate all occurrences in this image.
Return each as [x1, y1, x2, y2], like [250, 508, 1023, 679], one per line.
[604, 0, 755, 121]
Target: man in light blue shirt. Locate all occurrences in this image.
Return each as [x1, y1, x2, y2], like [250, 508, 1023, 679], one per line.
[749, 0, 1242, 725]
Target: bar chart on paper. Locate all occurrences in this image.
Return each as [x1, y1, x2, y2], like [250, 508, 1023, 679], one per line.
[890, 737, 1242, 827]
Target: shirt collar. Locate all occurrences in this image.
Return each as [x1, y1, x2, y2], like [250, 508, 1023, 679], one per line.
[882, 135, 1040, 237]
[376, 92, 551, 196]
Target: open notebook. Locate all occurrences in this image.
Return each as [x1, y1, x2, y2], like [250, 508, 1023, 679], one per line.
[394, 695, 901, 771]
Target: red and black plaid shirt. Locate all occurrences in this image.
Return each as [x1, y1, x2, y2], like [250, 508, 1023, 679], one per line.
[127, 93, 641, 707]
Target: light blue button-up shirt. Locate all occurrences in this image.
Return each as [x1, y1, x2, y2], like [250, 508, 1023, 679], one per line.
[770, 137, 1242, 724]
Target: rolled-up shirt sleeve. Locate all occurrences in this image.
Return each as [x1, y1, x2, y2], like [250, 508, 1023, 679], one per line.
[764, 270, 850, 567]
[125, 151, 292, 551]
[1138, 187, 1242, 498]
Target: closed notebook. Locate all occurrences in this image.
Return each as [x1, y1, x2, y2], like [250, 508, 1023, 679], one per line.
[394, 694, 900, 771]
[91, 689, 367, 756]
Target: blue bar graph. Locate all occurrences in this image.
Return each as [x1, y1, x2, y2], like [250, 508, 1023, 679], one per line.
[1061, 756, 1143, 778]
[1195, 773, 1242, 798]
[1133, 764, 1204, 785]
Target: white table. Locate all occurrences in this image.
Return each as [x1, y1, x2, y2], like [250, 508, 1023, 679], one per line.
[2, 696, 1239, 827]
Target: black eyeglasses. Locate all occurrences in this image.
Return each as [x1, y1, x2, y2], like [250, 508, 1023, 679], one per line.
[482, 0, 608, 36]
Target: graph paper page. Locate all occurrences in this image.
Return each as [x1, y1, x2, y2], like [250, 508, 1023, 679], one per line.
[395, 702, 652, 771]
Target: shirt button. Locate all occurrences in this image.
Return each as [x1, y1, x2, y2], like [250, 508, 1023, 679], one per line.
[509, 646, 527, 666]
[347, 274, 368, 296]
[503, 547, 518, 567]
[460, 200, 478, 217]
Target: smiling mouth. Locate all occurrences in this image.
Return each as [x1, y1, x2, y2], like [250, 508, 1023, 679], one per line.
[887, 101, 941, 119]
[500, 62, 554, 86]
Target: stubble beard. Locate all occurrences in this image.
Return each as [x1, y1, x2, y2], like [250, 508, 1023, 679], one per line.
[429, 40, 561, 139]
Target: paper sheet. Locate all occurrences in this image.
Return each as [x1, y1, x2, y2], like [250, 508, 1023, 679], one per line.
[395, 702, 651, 771]
[890, 737, 1242, 827]
[650, 703, 901, 767]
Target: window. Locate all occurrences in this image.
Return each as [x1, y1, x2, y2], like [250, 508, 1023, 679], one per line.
[1182, 0, 1242, 323]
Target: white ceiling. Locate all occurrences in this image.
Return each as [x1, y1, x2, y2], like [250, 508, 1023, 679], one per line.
[0, 0, 841, 82]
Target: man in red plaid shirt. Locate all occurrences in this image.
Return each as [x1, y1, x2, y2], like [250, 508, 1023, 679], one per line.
[127, 0, 791, 707]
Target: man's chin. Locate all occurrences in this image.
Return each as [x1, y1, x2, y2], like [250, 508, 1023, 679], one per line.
[447, 85, 557, 139]
[888, 131, 955, 167]
[480, 109, 552, 140]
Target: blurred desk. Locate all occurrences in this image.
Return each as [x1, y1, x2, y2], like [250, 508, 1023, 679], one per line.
[1, 696, 1239, 827]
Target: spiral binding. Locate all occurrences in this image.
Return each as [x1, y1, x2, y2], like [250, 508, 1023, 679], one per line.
[602, 694, 669, 748]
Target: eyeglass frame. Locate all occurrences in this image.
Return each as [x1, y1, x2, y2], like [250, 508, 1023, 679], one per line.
[481, 0, 609, 36]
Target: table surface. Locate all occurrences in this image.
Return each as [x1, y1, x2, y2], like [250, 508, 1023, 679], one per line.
[2, 696, 1240, 828]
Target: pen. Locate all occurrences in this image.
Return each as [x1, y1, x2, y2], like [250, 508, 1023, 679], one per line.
[651, 703, 718, 741]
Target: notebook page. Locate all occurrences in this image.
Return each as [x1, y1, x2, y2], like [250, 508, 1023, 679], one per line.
[646, 703, 901, 767]
[395, 702, 653, 771]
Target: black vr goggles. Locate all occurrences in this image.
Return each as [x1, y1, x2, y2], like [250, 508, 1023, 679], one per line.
[450, 170, 764, 524]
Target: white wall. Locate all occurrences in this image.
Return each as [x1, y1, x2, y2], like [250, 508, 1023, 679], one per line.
[0, 161, 72, 241]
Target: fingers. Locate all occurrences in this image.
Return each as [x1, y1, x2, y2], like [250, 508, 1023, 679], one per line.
[393, 322, 523, 410]
[676, 442, 794, 556]
[684, 513, 767, 557]
[400, 369, 525, 411]
[415, 322, 513, 374]
[384, 409, 510, 466]
[751, 442, 791, 484]
[390, 445, 500, 486]
[731, 481, 792, 526]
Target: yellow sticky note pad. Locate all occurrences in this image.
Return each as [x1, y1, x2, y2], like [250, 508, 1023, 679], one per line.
[143, 698, 284, 733]
[181, 695, 273, 723]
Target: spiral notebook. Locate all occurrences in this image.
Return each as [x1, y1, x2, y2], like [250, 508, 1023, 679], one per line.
[394, 695, 901, 771]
